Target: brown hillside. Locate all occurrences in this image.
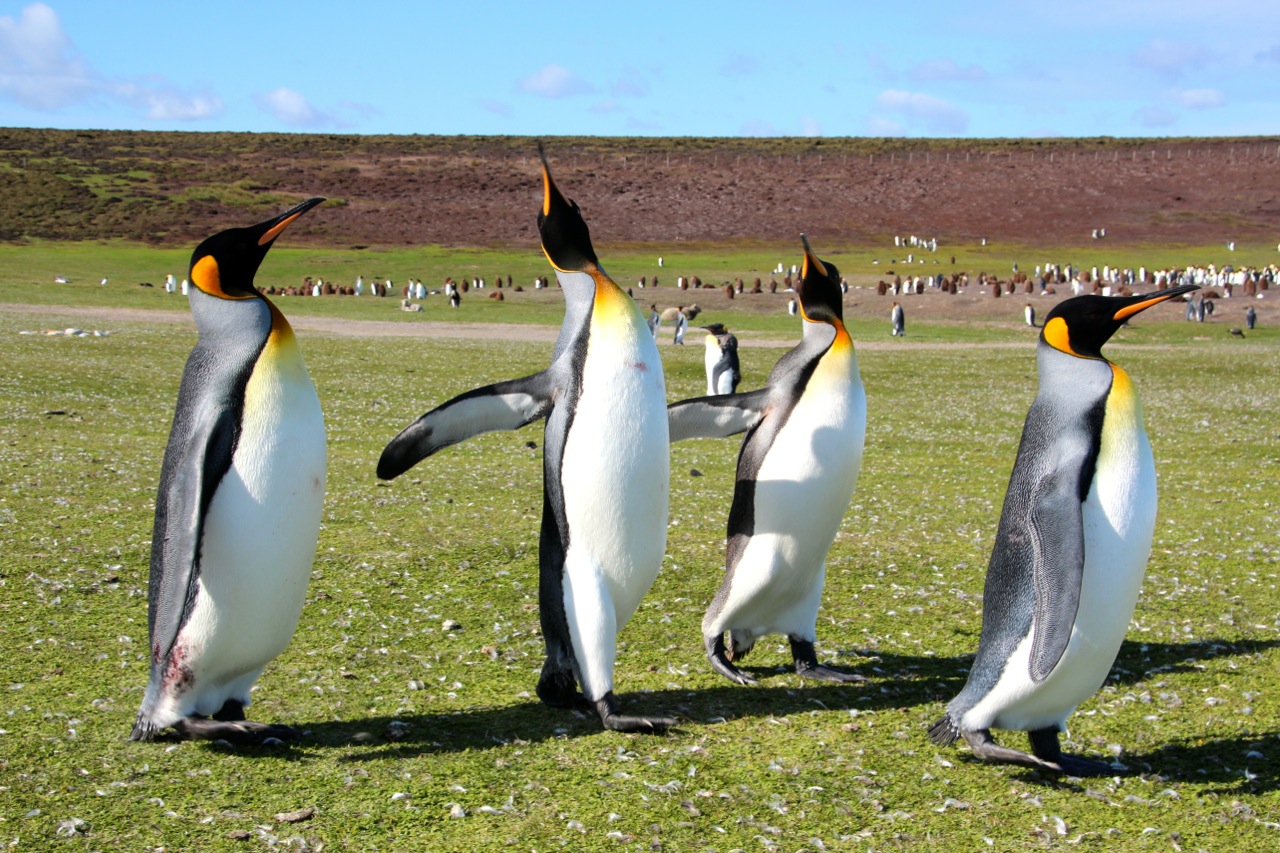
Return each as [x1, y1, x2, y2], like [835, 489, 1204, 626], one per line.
[1, 129, 1277, 247]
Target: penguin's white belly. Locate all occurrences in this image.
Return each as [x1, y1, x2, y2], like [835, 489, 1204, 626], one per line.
[710, 375, 866, 638]
[560, 333, 669, 633]
[704, 344, 721, 395]
[175, 370, 326, 717]
[972, 430, 1156, 733]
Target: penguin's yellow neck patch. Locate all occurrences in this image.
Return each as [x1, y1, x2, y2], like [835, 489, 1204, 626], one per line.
[831, 319, 853, 352]
[1042, 316, 1075, 355]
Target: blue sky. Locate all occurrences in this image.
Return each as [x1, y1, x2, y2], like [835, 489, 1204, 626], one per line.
[2, 1, 1279, 138]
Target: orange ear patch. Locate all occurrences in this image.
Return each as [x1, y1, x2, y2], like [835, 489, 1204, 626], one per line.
[190, 254, 255, 300]
[190, 255, 223, 297]
[1043, 316, 1074, 355]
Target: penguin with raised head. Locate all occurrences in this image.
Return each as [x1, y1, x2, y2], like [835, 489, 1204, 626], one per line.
[929, 284, 1199, 775]
[701, 323, 741, 395]
[669, 236, 866, 684]
[131, 198, 328, 743]
[378, 146, 673, 733]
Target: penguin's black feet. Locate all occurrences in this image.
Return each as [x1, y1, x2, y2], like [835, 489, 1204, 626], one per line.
[706, 634, 757, 685]
[536, 662, 589, 709]
[595, 692, 676, 734]
[174, 716, 301, 745]
[959, 728, 1061, 773]
[790, 637, 866, 683]
[1028, 727, 1114, 777]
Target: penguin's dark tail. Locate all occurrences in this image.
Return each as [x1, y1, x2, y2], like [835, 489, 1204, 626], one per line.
[928, 714, 960, 746]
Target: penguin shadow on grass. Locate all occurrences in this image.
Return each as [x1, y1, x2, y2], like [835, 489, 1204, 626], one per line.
[1108, 636, 1280, 687]
[1123, 733, 1280, 793]
[298, 650, 969, 762]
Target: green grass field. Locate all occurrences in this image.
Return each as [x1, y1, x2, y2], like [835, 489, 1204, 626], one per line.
[1, 241, 1277, 851]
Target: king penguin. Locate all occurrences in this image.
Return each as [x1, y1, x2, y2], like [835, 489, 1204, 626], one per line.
[131, 197, 328, 743]
[668, 236, 867, 684]
[929, 284, 1199, 775]
[701, 323, 741, 395]
[378, 146, 674, 733]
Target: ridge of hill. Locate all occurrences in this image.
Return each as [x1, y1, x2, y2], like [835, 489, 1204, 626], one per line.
[1, 128, 1278, 247]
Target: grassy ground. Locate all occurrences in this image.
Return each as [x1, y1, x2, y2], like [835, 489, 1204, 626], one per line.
[0, 245, 1277, 851]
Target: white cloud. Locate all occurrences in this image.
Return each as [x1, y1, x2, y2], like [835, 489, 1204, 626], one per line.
[255, 87, 344, 128]
[0, 2, 222, 122]
[0, 2, 93, 109]
[908, 58, 988, 83]
[1174, 87, 1225, 109]
[799, 116, 822, 137]
[867, 115, 904, 136]
[112, 80, 222, 121]
[872, 90, 968, 134]
[518, 64, 594, 98]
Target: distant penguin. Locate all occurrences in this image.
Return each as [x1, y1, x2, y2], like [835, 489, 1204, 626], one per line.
[131, 197, 327, 743]
[929, 284, 1200, 775]
[701, 323, 740, 395]
[891, 301, 905, 336]
[669, 235, 867, 684]
[378, 146, 674, 733]
[1025, 303, 1036, 327]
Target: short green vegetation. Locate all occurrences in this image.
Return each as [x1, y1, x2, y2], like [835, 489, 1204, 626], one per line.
[0, 241, 1277, 851]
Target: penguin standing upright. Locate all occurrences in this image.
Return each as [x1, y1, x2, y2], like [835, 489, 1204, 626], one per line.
[669, 236, 866, 684]
[378, 146, 673, 733]
[930, 285, 1199, 775]
[132, 198, 327, 743]
[891, 301, 905, 336]
[701, 323, 740, 395]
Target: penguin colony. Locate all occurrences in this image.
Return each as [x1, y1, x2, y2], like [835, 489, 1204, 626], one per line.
[135, 146, 1196, 777]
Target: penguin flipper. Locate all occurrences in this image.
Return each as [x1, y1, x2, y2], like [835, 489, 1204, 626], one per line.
[378, 371, 555, 479]
[1025, 465, 1087, 683]
[667, 389, 769, 442]
[148, 406, 238, 667]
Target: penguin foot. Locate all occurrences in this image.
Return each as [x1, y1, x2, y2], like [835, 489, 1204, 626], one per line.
[595, 693, 676, 734]
[790, 638, 866, 683]
[1052, 753, 1115, 777]
[796, 662, 867, 683]
[928, 714, 960, 746]
[706, 634, 757, 685]
[1029, 727, 1114, 777]
[959, 728, 1061, 773]
[536, 664, 588, 709]
[174, 717, 301, 745]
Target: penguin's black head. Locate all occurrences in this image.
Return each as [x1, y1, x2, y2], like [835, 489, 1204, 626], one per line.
[701, 322, 729, 336]
[189, 197, 325, 300]
[797, 234, 843, 324]
[536, 143, 599, 273]
[1042, 284, 1199, 358]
